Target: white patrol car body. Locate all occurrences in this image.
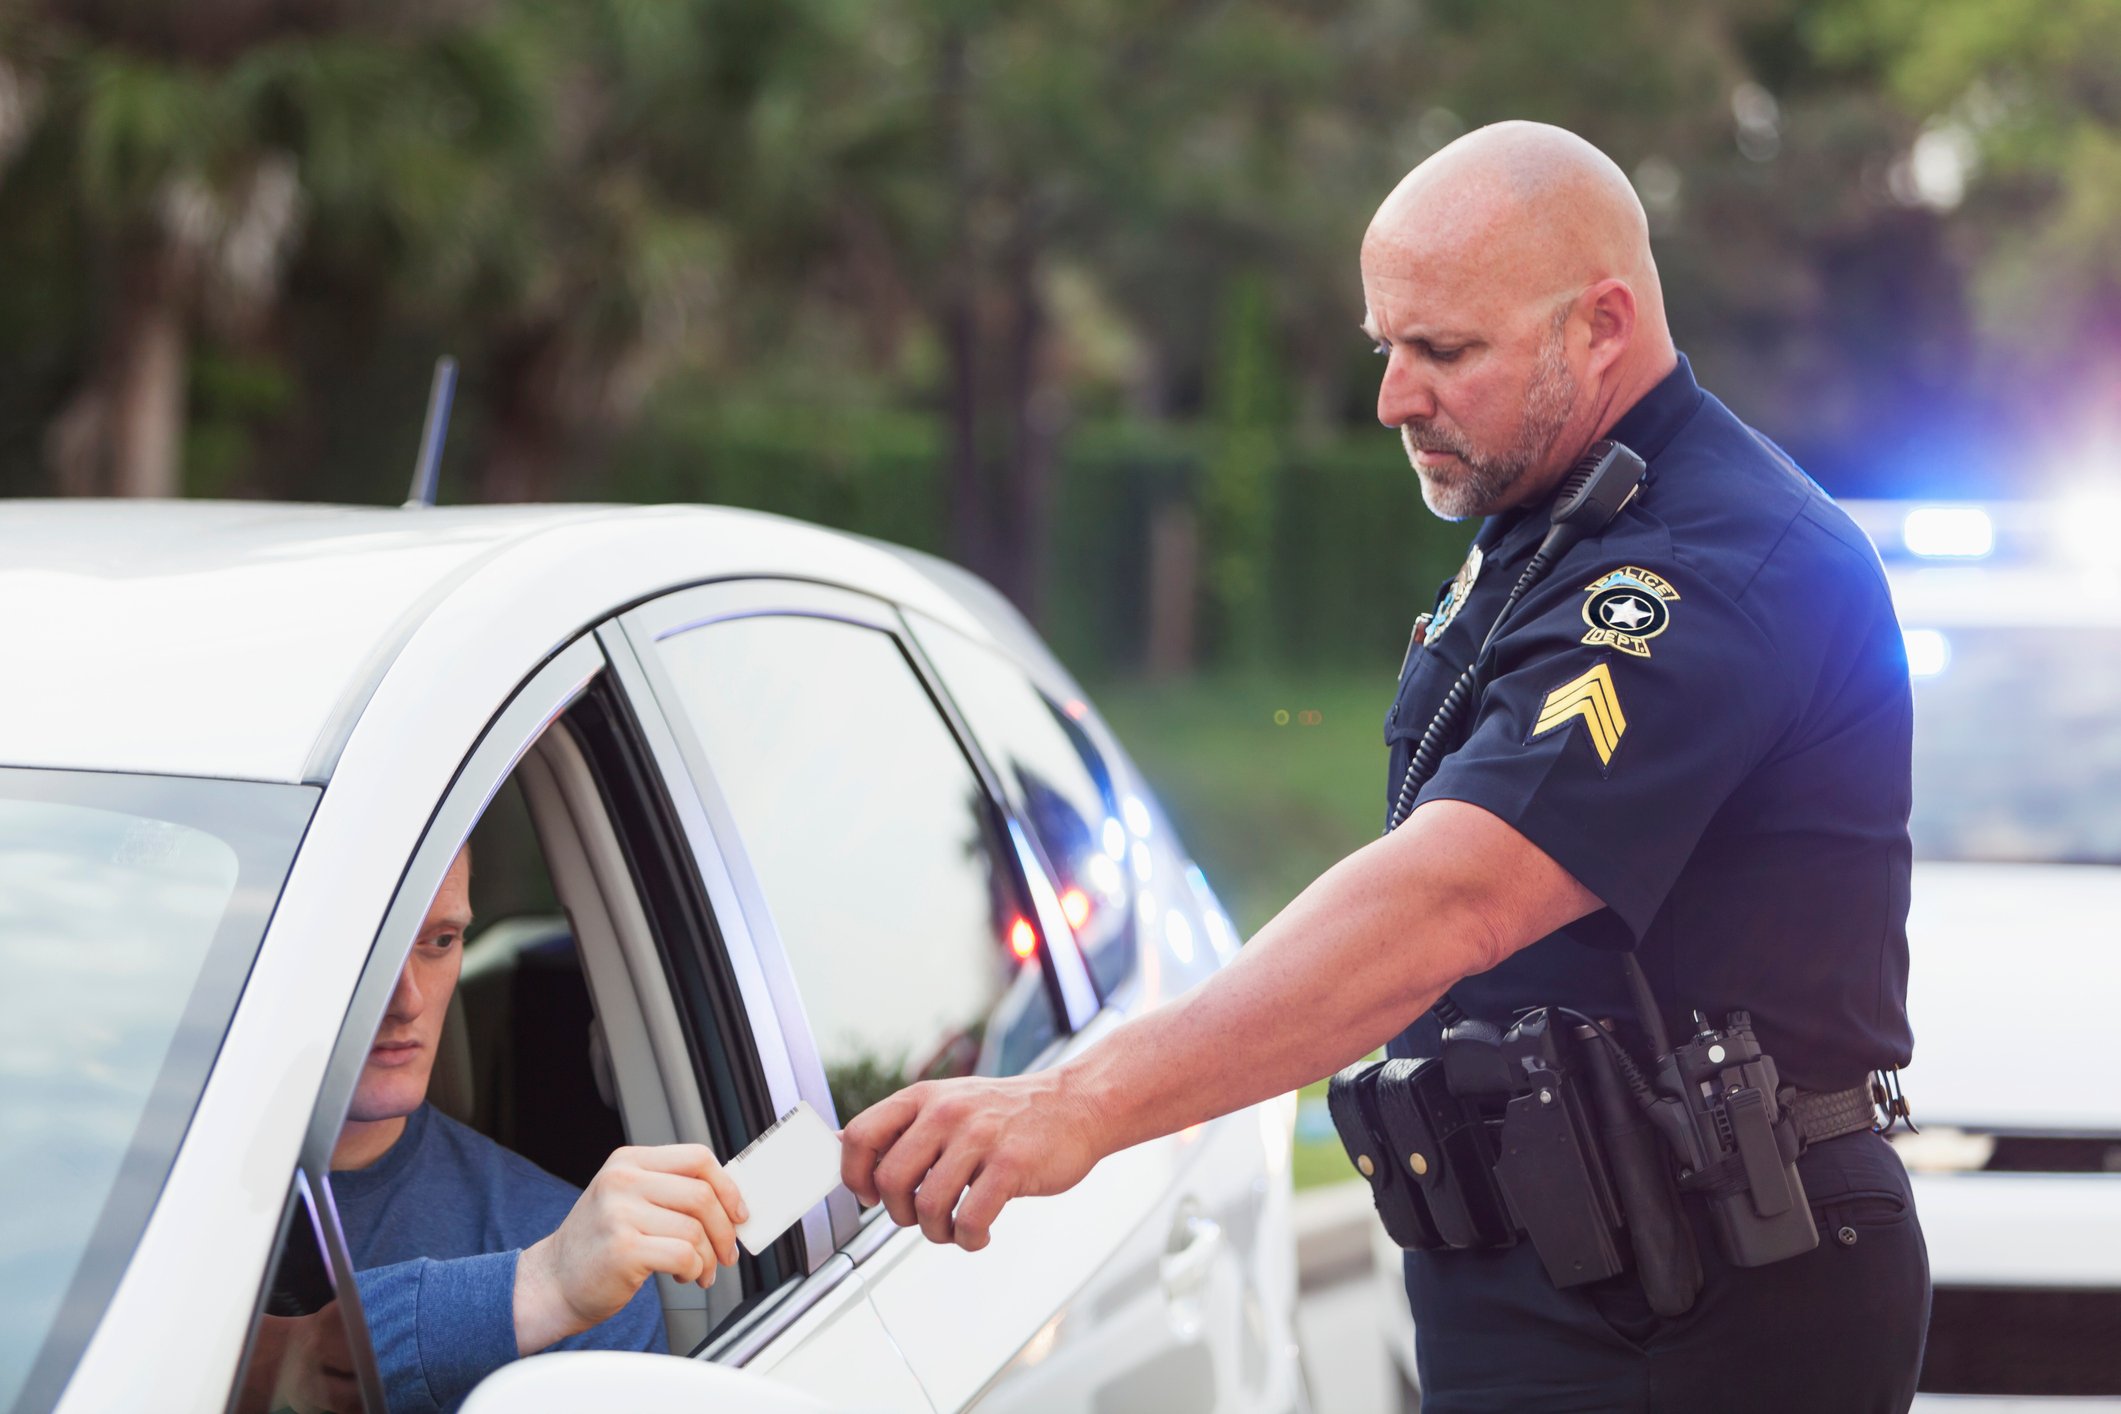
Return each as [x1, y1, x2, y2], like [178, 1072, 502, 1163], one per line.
[1860, 501, 2121, 1410]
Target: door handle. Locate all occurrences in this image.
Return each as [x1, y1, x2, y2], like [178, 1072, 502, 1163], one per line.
[1160, 1202, 1224, 1299]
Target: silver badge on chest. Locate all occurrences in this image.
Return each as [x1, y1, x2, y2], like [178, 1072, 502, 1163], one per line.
[1431, 543, 1484, 639]
[1399, 543, 1483, 679]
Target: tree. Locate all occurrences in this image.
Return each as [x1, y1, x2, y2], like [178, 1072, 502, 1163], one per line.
[10, 0, 532, 497]
[1812, 0, 2121, 468]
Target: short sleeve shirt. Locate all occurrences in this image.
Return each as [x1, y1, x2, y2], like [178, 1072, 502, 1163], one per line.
[1383, 356, 1914, 1090]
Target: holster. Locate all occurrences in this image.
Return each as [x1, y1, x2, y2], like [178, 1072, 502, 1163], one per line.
[1330, 1014, 1682, 1299]
[1327, 1053, 1521, 1257]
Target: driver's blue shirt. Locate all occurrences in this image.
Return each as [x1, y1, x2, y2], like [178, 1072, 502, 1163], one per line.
[335, 1104, 664, 1413]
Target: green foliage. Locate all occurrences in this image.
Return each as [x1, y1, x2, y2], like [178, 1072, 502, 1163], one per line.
[607, 393, 950, 554]
[1291, 1080, 1359, 1191]
[72, 51, 241, 208]
[824, 1052, 914, 1126]
[606, 378, 1468, 682]
[1, 0, 2105, 597]
[1203, 273, 1282, 668]
[1812, 0, 2121, 425]
[184, 343, 295, 497]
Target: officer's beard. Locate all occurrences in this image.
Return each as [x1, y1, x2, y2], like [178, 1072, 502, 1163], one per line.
[1403, 315, 1579, 522]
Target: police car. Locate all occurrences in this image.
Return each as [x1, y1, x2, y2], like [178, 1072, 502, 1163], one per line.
[1850, 499, 2121, 1410]
[1369, 499, 2121, 1410]
[0, 500, 1306, 1414]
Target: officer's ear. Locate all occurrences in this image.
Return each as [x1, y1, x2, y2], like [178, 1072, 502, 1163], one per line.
[1577, 278, 1636, 379]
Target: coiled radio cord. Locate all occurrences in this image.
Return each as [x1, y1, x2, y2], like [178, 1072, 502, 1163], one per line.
[1384, 439, 1649, 1030]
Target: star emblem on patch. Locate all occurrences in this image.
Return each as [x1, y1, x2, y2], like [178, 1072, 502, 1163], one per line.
[1580, 567, 1678, 657]
[1601, 595, 1653, 631]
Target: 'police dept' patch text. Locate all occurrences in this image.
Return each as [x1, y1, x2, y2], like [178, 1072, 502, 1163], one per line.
[1579, 566, 1678, 657]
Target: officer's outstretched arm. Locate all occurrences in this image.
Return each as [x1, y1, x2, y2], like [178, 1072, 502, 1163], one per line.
[840, 798, 1599, 1250]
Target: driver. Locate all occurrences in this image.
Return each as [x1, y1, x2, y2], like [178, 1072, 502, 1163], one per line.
[326, 844, 747, 1412]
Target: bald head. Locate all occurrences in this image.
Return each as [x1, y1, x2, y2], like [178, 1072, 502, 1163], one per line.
[1366, 122, 1662, 320]
[1361, 122, 1677, 519]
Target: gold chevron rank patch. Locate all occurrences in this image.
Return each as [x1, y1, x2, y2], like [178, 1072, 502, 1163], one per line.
[1532, 663, 1627, 766]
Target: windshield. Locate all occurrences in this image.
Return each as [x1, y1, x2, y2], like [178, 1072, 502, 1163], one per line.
[0, 769, 315, 1412]
[1907, 625, 2121, 864]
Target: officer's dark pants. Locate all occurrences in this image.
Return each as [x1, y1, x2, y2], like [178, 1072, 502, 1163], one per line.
[1403, 1130, 1931, 1412]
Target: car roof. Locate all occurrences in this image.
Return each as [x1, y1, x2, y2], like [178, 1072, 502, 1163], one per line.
[0, 499, 1002, 784]
[1841, 497, 2121, 628]
[1885, 562, 2121, 628]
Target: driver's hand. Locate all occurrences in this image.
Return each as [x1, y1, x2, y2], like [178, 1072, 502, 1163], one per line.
[513, 1144, 747, 1355]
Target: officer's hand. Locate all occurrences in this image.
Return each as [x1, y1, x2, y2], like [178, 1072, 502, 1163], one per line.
[840, 1071, 1102, 1252]
[513, 1144, 748, 1355]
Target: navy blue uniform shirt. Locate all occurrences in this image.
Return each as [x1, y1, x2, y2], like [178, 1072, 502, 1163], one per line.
[1384, 355, 1914, 1091]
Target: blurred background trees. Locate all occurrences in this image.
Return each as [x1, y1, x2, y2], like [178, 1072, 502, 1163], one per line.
[2, 0, 2113, 925]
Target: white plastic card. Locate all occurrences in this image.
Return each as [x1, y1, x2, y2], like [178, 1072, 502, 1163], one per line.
[723, 1101, 843, 1255]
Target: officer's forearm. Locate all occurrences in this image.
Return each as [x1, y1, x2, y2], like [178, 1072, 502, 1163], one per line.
[1059, 798, 1597, 1157]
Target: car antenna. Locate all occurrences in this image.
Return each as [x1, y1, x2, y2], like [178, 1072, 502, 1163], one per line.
[402, 355, 458, 509]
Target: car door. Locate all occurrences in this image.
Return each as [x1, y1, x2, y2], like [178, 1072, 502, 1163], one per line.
[209, 636, 616, 1414]
[884, 610, 1299, 1414]
[583, 622, 935, 1413]
[614, 579, 1270, 1412]
[224, 628, 927, 1414]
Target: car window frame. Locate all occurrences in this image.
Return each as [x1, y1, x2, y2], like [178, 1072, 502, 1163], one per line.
[281, 633, 607, 1410]
[597, 615, 846, 1271]
[224, 1170, 362, 1414]
[560, 646, 811, 1317]
[614, 580, 1099, 1251]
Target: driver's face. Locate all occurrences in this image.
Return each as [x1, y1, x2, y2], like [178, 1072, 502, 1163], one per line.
[346, 850, 471, 1124]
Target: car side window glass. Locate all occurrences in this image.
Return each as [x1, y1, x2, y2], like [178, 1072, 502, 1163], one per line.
[229, 1176, 371, 1414]
[651, 614, 1062, 1123]
[908, 619, 1139, 1000]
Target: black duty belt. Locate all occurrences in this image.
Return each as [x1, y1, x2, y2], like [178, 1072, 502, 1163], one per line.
[1786, 1084, 1878, 1146]
[1332, 1015, 1899, 1316]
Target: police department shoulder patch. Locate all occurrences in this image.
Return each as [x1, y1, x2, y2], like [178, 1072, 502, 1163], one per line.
[1579, 566, 1678, 658]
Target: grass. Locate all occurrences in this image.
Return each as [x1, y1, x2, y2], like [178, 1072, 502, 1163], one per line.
[1091, 669, 1393, 938]
[1290, 1078, 1361, 1190]
[1092, 669, 1392, 1189]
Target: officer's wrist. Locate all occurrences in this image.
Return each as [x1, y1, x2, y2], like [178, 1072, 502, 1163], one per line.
[1057, 1033, 1155, 1156]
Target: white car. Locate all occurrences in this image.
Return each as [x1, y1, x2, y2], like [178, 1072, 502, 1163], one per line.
[1370, 500, 2121, 1411]
[1852, 500, 2121, 1411]
[0, 500, 1306, 1414]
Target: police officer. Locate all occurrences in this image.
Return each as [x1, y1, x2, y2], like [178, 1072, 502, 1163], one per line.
[842, 120, 1930, 1412]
